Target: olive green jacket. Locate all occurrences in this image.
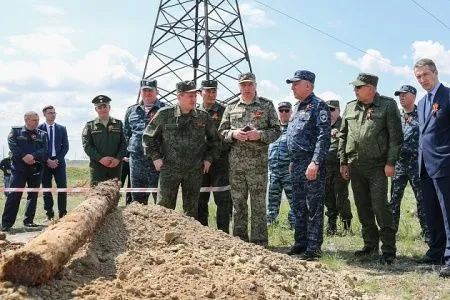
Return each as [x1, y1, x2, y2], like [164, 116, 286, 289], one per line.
[338, 93, 403, 167]
[82, 117, 127, 165]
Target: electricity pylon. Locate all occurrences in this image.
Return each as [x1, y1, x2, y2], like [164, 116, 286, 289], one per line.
[141, 0, 253, 104]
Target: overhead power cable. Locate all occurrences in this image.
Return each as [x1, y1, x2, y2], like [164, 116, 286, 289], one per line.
[409, 0, 450, 30]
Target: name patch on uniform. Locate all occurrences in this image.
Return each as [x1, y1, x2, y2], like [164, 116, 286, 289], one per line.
[319, 110, 328, 123]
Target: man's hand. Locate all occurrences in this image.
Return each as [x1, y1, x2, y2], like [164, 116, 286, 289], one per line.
[340, 165, 350, 180]
[203, 160, 212, 173]
[232, 129, 248, 141]
[305, 162, 319, 181]
[385, 164, 395, 177]
[246, 129, 261, 141]
[47, 159, 59, 169]
[22, 154, 35, 165]
[99, 157, 113, 167]
[109, 158, 120, 168]
[122, 157, 130, 163]
[331, 128, 339, 137]
[153, 159, 163, 171]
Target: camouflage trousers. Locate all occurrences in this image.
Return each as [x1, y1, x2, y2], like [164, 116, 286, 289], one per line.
[325, 161, 352, 222]
[157, 163, 203, 219]
[266, 169, 295, 228]
[350, 163, 396, 255]
[229, 166, 268, 244]
[390, 168, 428, 236]
[291, 155, 326, 253]
[130, 154, 159, 205]
[198, 157, 232, 233]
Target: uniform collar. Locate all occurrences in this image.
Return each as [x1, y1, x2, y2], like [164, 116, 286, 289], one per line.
[22, 126, 37, 133]
[402, 104, 417, 114]
[202, 101, 220, 111]
[139, 99, 163, 110]
[174, 105, 198, 117]
[94, 117, 115, 124]
[238, 94, 261, 105]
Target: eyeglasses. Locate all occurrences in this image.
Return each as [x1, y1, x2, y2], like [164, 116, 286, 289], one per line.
[278, 109, 291, 113]
[355, 85, 367, 90]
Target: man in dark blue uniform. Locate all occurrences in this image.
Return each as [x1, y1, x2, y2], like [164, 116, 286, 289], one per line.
[1, 111, 48, 231]
[124, 79, 165, 204]
[285, 70, 331, 260]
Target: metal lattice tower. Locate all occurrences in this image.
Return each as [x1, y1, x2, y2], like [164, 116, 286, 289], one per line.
[141, 0, 252, 104]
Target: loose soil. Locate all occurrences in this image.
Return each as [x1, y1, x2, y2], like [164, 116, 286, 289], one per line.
[0, 203, 367, 299]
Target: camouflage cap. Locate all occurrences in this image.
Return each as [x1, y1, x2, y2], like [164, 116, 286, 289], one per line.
[201, 79, 218, 90]
[286, 70, 316, 84]
[278, 101, 292, 109]
[350, 73, 378, 87]
[238, 72, 256, 83]
[326, 100, 340, 109]
[92, 95, 111, 107]
[176, 80, 197, 94]
[394, 85, 417, 96]
[141, 78, 157, 90]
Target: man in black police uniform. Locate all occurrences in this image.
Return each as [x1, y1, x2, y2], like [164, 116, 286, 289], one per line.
[1, 111, 48, 231]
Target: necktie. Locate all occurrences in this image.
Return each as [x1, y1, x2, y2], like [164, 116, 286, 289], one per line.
[48, 125, 53, 157]
[424, 93, 433, 117]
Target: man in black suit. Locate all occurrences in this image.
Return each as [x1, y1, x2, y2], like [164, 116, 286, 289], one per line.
[414, 58, 450, 278]
[39, 105, 69, 221]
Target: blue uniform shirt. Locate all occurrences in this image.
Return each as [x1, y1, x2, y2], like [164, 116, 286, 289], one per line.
[124, 100, 165, 155]
[268, 124, 290, 172]
[396, 105, 419, 174]
[287, 93, 331, 164]
[8, 126, 48, 173]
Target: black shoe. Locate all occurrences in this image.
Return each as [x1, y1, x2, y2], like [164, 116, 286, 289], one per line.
[300, 250, 322, 261]
[287, 245, 306, 256]
[379, 253, 396, 265]
[354, 246, 379, 257]
[1, 226, 11, 232]
[439, 265, 450, 278]
[24, 223, 39, 228]
[417, 255, 443, 265]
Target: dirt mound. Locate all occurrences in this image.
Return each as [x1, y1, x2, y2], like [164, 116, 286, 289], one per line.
[0, 203, 367, 299]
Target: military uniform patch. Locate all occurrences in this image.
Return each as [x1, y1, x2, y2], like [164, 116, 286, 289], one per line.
[319, 110, 328, 123]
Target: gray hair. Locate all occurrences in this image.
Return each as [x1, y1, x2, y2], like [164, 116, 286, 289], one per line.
[414, 58, 437, 73]
[24, 111, 39, 121]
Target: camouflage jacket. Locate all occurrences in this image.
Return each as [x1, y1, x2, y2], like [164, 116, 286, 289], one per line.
[396, 105, 419, 172]
[286, 93, 331, 165]
[82, 117, 127, 165]
[123, 100, 165, 155]
[268, 124, 290, 172]
[201, 101, 230, 157]
[327, 117, 342, 163]
[339, 93, 403, 167]
[142, 105, 221, 167]
[218, 95, 280, 149]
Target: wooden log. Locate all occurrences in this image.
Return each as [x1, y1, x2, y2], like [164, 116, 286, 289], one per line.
[0, 180, 120, 285]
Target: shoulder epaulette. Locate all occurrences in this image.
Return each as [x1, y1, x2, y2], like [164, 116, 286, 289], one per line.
[258, 96, 274, 103]
[226, 97, 240, 105]
[380, 95, 395, 102]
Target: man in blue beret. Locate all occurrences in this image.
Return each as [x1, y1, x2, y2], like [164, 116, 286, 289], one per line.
[389, 85, 428, 241]
[285, 70, 331, 260]
[82, 95, 127, 185]
[266, 101, 295, 229]
[124, 78, 165, 205]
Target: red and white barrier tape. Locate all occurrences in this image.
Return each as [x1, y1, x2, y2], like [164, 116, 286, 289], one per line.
[0, 185, 231, 193]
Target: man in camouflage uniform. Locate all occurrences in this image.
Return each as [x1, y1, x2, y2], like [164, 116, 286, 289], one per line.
[266, 101, 295, 228]
[324, 100, 352, 236]
[219, 72, 280, 246]
[197, 79, 232, 233]
[285, 70, 331, 260]
[390, 85, 429, 240]
[339, 73, 403, 264]
[143, 81, 220, 218]
[124, 79, 165, 204]
[82, 95, 127, 186]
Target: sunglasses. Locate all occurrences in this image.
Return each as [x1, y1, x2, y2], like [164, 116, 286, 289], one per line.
[329, 107, 336, 112]
[278, 109, 291, 113]
[355, 85, 367, 90]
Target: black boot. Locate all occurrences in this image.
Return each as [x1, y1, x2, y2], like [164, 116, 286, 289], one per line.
[342, 219, 352, 236]
[326, 218, 337, 236]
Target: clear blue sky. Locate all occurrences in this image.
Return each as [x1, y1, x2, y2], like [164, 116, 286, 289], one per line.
[1, 0, 450, 159]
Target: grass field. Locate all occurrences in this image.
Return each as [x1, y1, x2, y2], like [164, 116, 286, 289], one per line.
[1, 164, 449, 299]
